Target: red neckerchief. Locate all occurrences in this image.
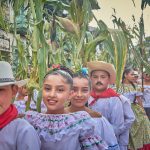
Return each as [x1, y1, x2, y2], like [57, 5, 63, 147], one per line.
[0, 104, 18, 129]
[89, 88, 120, 106]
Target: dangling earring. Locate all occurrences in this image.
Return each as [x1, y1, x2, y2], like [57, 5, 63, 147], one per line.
[64, 100, 71, 107]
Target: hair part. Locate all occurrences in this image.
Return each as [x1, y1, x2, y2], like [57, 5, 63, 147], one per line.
[73, 72, 91, 90]
[44, 70, 73, 89]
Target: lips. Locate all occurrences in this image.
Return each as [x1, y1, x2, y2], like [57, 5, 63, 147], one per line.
[47, 99, 57, 105]
[74, 99, 84, 103]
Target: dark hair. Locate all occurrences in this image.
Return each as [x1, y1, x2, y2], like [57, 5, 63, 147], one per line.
[73, 72, 91, 90]
[44, 69, 73, 88]
[122, 67, 136, 90]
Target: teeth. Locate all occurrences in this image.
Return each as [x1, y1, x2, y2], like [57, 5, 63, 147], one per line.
[47, 100, 57, 104]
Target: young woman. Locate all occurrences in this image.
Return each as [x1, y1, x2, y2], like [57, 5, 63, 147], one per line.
[0, 61, 41, 150]
[143, 72, 150, 120]
[66, 72, 120, 150]
[120, 67, 150, 150]
[24, 69, 107, 150]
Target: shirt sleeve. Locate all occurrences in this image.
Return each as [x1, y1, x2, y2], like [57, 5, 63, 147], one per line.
[79, 121, 108, 150]
[94, 117, 119, 148]
[119, 95, 135, 133]
[109, 98, 125, 138]
[16, 121, 41, 150]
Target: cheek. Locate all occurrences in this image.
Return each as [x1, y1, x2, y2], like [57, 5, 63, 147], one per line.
[71, 92, 77, 97]
[42, 90, 48, 97]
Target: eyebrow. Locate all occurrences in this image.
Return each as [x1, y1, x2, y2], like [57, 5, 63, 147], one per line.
[73, 86, 88, 88]
[44, 84, 65, 87]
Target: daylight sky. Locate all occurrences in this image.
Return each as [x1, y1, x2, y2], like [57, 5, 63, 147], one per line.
[90, 0, 150, 37]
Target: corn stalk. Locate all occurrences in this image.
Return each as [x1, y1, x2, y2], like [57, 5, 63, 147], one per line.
[94, 17, 128, 89]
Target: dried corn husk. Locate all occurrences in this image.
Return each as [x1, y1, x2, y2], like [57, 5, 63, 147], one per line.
[57, 16, 79, 36]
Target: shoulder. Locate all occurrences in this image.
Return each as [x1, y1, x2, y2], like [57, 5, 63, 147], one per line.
[13, 118, 35, 130]
[86, 108, 102, 118]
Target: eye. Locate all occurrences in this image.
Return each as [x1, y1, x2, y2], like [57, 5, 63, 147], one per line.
[57, 88, 64, 92]
[82, 89, 88, 93]
[101, 76, 106, 78]
[44, 87, 51, 91]
[92, 76, 97, 79]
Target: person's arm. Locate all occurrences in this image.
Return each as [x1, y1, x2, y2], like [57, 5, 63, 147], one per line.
[136, 96, 144, 107]
[95, 117, 119, 149]
[119, 95, 135, 132]
[109, 98, 124, 138]
[78, 112, 108, 150]
[79, 126, 108, 150]
[16, 120, 41, 150]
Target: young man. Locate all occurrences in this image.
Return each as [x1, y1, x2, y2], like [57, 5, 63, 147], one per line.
[87, 61, 135, 150]
[0, 61, 41, 150]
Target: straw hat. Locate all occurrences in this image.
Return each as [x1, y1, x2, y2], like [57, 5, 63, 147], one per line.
[0, 61, 28, 87]
[87, 61, 116, 84]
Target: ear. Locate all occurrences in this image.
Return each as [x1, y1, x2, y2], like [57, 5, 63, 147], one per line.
[12, 85, 18, 98]
[124, 73, 127, 78]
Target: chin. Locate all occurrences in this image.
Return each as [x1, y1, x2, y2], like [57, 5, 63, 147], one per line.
[96, 87, 107, 92]
[47, 106, 57, 111]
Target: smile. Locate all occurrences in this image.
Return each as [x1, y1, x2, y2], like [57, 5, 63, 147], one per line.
[47, 99, 57, 105]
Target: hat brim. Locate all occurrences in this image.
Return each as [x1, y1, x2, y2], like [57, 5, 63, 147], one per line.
[87, 61, 116, 84]
[0, 79, 28, 87]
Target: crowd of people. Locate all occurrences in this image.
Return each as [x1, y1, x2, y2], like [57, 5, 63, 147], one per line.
[0, 60, 150, 150]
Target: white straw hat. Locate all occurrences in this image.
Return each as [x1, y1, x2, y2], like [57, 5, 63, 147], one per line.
[0, 61, 28, 87]
[87, 61, 116, 84]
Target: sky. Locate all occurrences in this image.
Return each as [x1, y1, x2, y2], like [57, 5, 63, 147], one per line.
[90, 0, 150, 37]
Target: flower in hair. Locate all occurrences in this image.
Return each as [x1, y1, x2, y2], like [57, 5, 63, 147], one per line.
[52, 64, 60, 70]
[81, 67, 88, 76]
[47, 64, 60, 72]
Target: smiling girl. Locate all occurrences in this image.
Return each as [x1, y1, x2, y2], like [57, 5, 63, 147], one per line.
[66, 71, 119, 150]
[25, 69, 107, 150]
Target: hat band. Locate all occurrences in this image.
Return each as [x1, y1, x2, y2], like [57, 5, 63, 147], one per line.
[0, 78, 15, 83]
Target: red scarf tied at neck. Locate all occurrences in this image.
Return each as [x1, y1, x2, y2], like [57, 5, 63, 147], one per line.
[0, 104, 18, 129]
[89, 88, 120, 106]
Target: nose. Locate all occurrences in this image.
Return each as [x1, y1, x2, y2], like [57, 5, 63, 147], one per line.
[77, 90, 82, 97]
[49, 89, 56, 97]
[97, 76, 101, 82]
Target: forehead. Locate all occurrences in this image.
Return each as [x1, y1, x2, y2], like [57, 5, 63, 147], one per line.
[73, 77, 89, 86]
[127, 70, 134, 75]
[44, 74, 67, 85]
[91, 70, 109, 76]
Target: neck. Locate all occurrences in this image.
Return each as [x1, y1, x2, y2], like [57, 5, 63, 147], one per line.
[68, 105, 86, 113]
[46, 108, 65, 114]
[123, 79, 131, 84]
[144, 80, 150, 85]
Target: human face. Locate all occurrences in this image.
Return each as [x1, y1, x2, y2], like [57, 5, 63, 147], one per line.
[71, 77, 90, 108]
[144, 73, 150, 81]
[124, 70, 135, 83]
[18, 86, 28, 97]
[91, 70, 110, 93]
[42, 74, 71, 114]
[0, 85, 17, 115]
